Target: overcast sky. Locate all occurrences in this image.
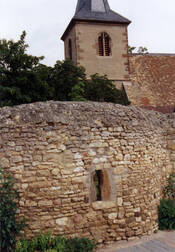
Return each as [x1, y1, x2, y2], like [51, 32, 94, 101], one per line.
[0, 0, 175, 66]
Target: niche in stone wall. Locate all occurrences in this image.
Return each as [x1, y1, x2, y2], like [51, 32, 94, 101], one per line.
[90, 169, 115, 202]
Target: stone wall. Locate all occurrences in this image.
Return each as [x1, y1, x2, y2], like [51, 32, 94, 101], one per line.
[126, 54, 175, 113]
[0, 101, 174, 243]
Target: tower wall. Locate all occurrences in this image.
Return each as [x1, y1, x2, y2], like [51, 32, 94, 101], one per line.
[64, 26, 77, 64]
[64, 22, 130, 81]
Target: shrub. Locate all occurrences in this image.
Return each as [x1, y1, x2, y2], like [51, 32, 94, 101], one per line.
[158, 199, 175, 230]
[163, 173, 175, 199]
[66, 237, 96, 252]
[0, 167, 26, 252]
[15, 233, 96, 252]
[85, 74, 130, 105]
[158, 173, 175, 230]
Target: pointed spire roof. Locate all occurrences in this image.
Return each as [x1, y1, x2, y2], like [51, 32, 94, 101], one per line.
[61, 0, 131, 40]
[74, 0, 131, 23]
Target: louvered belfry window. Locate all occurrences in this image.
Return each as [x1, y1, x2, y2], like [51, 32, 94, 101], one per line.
[98, 32, 111, 56]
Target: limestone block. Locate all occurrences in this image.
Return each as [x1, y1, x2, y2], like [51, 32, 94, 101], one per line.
[117, 198, 123, 207]
[97, 148, 104, 155]
[114, 166, 123, 174]
[113, 219, 125, 225]
[25, 200, 37, 207]
[59, 144, 66, 151]
[103, 163, 112, 169]
[56, 217, 68, 226]
[115, 153, 123, 161]
[108, 213, 118, 220]
[76, 160, 84, 166]
[22, 183, 28, 189]
[29, 181, 51, 189]
[92, 201, 116, 210]
[51, 186, 61, 190]
[132, 119, 138, 126]
[88, 149, 96, 156]
[16, 146, 22, 151]
[134, 207, 141, 212]
[37, 170, 50, 176]
[120, 139, 127, 146]
[115, 176, 122, 183]
[0, 157, 10, 168]
[38, 200, 53, 207]
[73, 214, 83, 224]
[7, 142, 15, 147]
[173, 120, 175, 128]
[47, 144, 57, 150]
[11, 155, 22, 163]
[124, 154, 130, 161]
[74, 167, 85, 173]
[74, 153, 82, 159]
[72, 176, 88, 184]
[115, 127, 123, 132]
[89, 142, 103, 148]
[92, 157, 107, 164]
[170, 154, 175, 161]
[52, 168, 60, 176]
[19, 201, 24, 206]
[43, 153, 60, 162]
[167, 141, 175, 150]
[33, 155, 42, 161]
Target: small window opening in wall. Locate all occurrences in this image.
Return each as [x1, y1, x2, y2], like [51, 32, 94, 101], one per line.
[68, 39, 72, 60]
[91, 169, 111, 202]
[98, 32, 111, 56]
[93, 170, 102, 201]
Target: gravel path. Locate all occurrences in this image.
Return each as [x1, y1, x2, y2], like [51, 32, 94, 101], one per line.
[97, 231, 175, 252]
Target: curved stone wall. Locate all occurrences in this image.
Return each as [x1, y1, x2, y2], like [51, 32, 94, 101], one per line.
[0, 101, 174, 243]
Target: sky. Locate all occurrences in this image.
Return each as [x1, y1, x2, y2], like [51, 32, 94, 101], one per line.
[0, 0, 175, 66]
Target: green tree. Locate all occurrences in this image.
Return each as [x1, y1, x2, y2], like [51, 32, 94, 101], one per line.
[69, 81, 87, 101]
[0, 31, 51, 107]
[85, 74, 130, 105]
[128, 45, 136, 54]
[49, 59, 86, 101]
[137, 46, 148, 54]
[0, 167, 26, 252]
[128, 45, 148, 54]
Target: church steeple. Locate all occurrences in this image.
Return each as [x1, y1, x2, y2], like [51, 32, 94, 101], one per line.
[61, 0, 131, 84]
[74, 0, 130, 24]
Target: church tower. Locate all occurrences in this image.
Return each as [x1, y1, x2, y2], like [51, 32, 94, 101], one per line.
[61, 0, 131, 85]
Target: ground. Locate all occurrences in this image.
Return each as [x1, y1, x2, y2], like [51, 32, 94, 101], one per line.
[97, 231, 175, 252]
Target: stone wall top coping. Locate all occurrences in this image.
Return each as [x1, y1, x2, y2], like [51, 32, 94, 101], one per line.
[0, 101, 173, 130]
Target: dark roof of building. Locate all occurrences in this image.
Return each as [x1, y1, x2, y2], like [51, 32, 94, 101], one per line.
[74, 0, 131, 23]
[61, 0, 131, 40]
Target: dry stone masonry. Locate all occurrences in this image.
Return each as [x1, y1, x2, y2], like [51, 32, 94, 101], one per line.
[0, 101, 175, 243]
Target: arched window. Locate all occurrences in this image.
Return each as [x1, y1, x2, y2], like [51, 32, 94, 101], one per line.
[68, 39, 72, 60]
[98, 32, 111, 56]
